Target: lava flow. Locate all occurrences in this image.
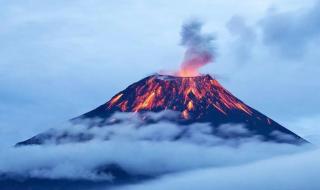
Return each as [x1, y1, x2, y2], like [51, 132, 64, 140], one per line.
[105, 74, 252, 120]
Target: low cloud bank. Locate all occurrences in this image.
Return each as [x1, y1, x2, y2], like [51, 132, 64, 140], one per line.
[120, 148, 320, 190]
[0, 113, 311, 182]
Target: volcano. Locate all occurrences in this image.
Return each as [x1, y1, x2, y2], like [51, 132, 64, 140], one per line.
[17, 74, 306, 146]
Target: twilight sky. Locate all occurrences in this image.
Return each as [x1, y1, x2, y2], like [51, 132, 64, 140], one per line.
[0, 0, 320, 146]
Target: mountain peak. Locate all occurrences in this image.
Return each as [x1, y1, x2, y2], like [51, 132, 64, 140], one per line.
[17, 74, 307, 146]
[82, 74, 251, 120]
[74, 74, 306, 144]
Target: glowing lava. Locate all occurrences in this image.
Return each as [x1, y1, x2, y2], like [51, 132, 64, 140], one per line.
[106, 74, 252, 120]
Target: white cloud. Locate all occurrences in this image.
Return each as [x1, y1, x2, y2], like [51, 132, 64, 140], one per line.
[119, 148, 320, 190]
[0, 119, 310, 181]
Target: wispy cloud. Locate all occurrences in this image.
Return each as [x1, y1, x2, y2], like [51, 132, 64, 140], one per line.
[260, 1, 320, 58]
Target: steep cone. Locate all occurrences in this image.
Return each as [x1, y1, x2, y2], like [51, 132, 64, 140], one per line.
[17, 74, 307, 145]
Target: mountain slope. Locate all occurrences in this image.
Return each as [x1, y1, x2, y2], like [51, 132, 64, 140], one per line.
[17, 74, 307, 145]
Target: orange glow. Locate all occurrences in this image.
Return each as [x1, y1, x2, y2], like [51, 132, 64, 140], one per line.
[182, 110, 189, 119]
[133, 92, 155, 112]
[106, 75, 253, 119]
[177, 68, 200, 77]
[235, 103, 252, 115]
[107, 93, 123, 108]
[119, 100, 128, 111]
[213, 103, 227, 115]
[187, 101, 194, 110]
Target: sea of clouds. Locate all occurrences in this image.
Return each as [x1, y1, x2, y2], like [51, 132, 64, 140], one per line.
[118, 148, 320, 190]
[0, 112, 316, 190]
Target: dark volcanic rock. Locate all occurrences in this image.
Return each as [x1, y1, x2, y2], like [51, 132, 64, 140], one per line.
[17, 74, 307, 146]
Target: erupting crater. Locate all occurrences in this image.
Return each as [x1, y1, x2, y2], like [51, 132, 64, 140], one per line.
[83, 74, 252, 120]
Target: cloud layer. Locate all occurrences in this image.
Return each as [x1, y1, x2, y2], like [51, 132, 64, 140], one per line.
[0, 116, 310, 181]
[120, 148, 320, 190]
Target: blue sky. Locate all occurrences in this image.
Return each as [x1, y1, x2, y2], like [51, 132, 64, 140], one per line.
[1, 0, 320, 145]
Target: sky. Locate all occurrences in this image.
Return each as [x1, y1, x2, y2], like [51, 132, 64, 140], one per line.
[0, 0, 320, 145]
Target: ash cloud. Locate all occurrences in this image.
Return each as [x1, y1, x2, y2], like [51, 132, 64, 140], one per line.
[179, 19, 216, 75]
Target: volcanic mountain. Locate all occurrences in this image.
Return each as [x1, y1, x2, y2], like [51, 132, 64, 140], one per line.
[17, 74, 306, 146]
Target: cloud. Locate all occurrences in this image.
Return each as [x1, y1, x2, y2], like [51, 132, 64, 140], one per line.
[226, 15, 257, 63]
[221, 2, 320, 120]
[260, 1, 320, 58]
[119, 147, 320, 190]
[0, 114, 310, 181]
[225, 1, 320, 62]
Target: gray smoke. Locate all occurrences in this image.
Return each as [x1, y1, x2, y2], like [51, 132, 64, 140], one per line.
[179, 19, 216, 75]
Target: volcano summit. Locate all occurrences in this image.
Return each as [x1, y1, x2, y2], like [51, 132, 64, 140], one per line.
[17, 74, 306, 146]
[78, 74, 305, 143]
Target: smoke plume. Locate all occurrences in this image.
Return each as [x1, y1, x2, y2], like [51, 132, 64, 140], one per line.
[178, 20, 216, 76]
